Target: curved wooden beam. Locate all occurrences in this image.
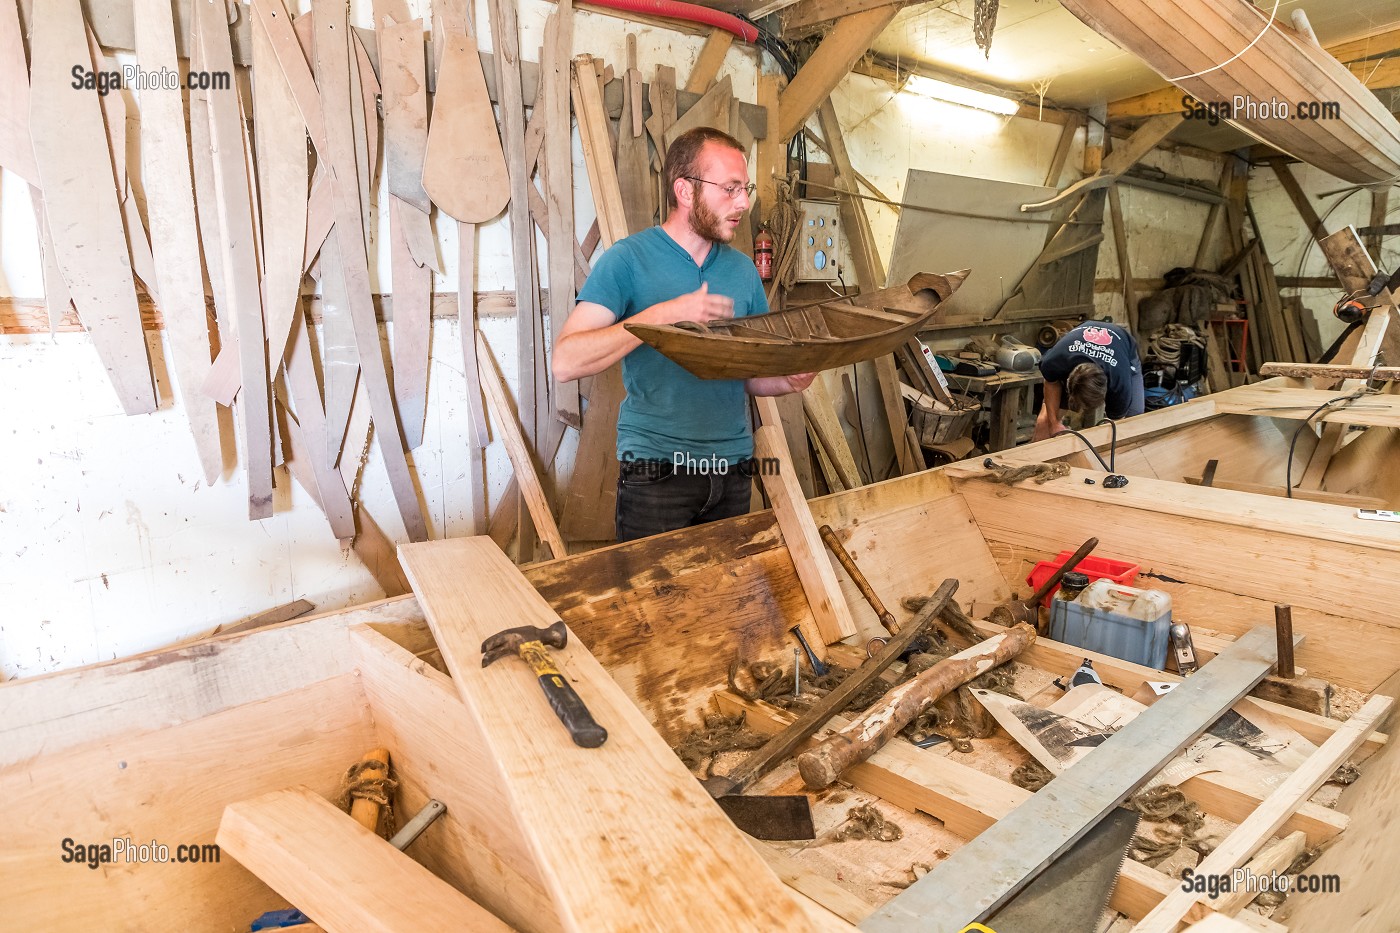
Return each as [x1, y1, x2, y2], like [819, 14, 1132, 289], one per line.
[1021, 171, 1113, 212]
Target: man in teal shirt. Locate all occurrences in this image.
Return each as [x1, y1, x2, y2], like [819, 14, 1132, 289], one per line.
[553, 127, 814, 541]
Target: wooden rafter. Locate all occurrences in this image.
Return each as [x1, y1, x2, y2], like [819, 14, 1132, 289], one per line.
[777, 4, 898, 143]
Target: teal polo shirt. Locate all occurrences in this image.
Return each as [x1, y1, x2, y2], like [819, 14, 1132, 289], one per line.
[576, 226, 768, 464]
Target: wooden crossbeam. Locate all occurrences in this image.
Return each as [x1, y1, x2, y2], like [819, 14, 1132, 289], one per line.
[217, 787, 511, 933]
[685, 27, 733, 94]
[777, 5, 898, 143]
[754, 396, 859, 646]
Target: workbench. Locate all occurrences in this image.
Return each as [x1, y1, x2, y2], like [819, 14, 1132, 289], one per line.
[947, 369, 1044, 452]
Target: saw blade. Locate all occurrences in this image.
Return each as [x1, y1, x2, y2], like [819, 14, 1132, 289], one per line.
[981, 806, 1139, 933]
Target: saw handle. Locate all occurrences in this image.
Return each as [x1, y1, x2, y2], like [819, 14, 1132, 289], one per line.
[520, 642, 608, 748]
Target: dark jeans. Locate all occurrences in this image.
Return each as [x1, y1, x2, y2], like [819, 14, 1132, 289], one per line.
[615, 459, 754, 543]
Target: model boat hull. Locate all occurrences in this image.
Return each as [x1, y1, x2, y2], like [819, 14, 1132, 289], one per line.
[626, 270, 969, 379]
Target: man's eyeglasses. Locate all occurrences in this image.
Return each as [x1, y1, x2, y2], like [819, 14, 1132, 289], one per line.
[684, 176, 757, 200]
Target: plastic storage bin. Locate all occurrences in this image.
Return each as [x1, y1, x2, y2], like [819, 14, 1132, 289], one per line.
[1049, 579, 1172, 668]
[1026, 552, 1141, 607]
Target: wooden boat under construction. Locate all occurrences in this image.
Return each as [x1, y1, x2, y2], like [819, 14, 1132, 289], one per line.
[625, 270, 968, 379]
[6, 369, 1400, 931]
[1058, 0, 1400, 185]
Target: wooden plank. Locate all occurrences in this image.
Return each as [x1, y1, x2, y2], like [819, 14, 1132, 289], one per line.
[875, 355, 922, 475]
[1213, 385, 1400, 428]
[754, 405, 859, 645]
[817, 99, 885, 290]
[617, 34, 655, 236]
[477, 332, 567, 560]
[314, 0, 428, 541]
[542, 5, 579, 427]
[685, 27, 733, 94]
[380, 19, 434, 450]
[488, 0, 547, 457]
[1260, 362, 1400, 381]
[395, 537, 815, 931]
[559, 54, 631, 542]
[315, 233, 360, 465]
[863, 627, 1284, 933]
[29, 0, 156, 415]
[664, 74, 734, 152]
[282, 306, 357, 540]
[195, 0, 273, 518]
[250, 0, 327, 156]
[217, 787, 512, 933]
[253, 10, 310, 372]
[378, 17, 431, 214]
[1182, 473, 1387, 509]
[1132, 694, 1393, 933]
[804, 378, 864, 488]
[1044, 114, 1080, 187]
[1108, 184, 1138, 333]
[0, 0, 38, 185]
[755, 73, 782, 216]
[572, 55, 629, 244]
[133, 0, 222, 483]
[389, 198, 434, 451]
[749, 839, 874, 924]
[421, 29, 509, 223]
[777, 5, 899, 143]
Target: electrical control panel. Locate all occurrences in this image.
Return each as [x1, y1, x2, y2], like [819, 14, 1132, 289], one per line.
[794, 198, 845, 283]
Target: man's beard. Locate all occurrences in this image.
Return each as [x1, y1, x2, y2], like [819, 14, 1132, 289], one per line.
[689, 191, 735, 243]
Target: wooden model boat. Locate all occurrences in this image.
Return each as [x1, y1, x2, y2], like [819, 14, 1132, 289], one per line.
[625, 270, 968, 379]
[1058, 0, 1400, 185]
[6, 380, 1400, 930]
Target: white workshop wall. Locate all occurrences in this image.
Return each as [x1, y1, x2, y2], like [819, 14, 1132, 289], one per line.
[0, 0, 761, 678]
[1248, 160, 1390, 351]
[832, 71, 1223, 325]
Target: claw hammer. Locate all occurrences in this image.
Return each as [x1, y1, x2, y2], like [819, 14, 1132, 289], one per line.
[481, 621, 608, 748]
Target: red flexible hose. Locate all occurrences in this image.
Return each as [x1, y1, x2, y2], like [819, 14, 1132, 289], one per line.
[584, 0, 760, 42]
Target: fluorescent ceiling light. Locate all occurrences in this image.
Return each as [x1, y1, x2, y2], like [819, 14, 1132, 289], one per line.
[903, 74, 1020, 115]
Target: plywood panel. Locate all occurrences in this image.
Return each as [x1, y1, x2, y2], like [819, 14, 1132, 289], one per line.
[886, 171, 1057, 312]
[2, 675, 377, 933]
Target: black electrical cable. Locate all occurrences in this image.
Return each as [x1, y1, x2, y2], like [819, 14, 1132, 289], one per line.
[1283, 390, 1370, 498]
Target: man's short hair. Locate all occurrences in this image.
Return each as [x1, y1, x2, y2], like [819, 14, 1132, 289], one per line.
[663, 127, 746, 209]
[1065, 362, 1108, 413]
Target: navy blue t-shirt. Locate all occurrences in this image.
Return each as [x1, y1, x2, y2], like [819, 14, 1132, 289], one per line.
[576, 226, 768, 464]
[1038, 322, 1141, 418]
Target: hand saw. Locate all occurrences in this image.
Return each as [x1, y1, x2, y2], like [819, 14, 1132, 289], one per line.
[979, 807, 1139, 933]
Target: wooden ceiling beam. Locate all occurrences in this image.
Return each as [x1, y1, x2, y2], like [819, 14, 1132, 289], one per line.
[780, 0, 906, 34]
[1325, 25, 1400, 65]
[777, 4, 898, 143]
[1112, 28, 1400, 120]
